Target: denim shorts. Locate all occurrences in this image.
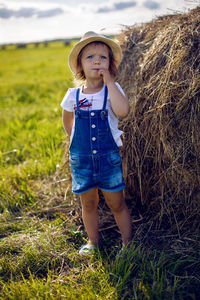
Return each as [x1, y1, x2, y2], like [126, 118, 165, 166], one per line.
[69, 150, 125, 194]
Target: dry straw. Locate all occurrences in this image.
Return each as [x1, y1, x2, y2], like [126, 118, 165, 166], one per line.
[117, 7, 200, 233]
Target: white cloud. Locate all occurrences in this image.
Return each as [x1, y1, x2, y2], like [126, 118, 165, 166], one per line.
[143, 1, 160, 10]
[97, 1, 137, 13]
[0, 6, 64, 19]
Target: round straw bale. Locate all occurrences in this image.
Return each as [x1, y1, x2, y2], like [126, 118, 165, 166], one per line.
[118, 7, 200, 233]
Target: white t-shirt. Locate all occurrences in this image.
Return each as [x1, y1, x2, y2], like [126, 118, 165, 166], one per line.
[60, 83, 124, 147]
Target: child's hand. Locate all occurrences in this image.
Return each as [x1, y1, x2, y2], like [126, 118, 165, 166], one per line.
[98, 68, 114, 85]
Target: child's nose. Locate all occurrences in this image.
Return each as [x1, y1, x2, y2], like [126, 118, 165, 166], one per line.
[94, 57, 100, 64]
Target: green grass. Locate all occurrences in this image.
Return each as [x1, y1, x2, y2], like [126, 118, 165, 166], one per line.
[0, 42, 72, 212]
[0, 43, 200, 299]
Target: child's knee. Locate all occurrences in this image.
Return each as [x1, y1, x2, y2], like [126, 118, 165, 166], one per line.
[108, 199, 126, 213]
[81, 199, 98, 212]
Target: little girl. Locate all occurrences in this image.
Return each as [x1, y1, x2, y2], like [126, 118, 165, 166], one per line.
[61, 31, 132, 255]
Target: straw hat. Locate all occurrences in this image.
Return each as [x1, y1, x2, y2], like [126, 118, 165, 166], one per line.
[68, 31, 122, 74]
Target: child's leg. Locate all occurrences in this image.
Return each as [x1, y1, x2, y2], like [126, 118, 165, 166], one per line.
[80, 187, 99, 246]
[102, 190, 132, 245]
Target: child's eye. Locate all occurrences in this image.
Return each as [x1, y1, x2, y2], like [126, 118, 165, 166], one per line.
[87, 55, 93, 59]
[101, 56, 107, 59]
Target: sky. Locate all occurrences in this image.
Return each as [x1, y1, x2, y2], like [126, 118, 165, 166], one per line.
[0, 0, 199, 44]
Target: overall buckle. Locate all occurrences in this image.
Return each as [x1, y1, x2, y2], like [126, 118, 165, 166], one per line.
[101, 110, 106, 120]
[75, 110, 81, 118]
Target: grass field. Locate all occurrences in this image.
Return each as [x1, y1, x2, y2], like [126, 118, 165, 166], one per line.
[0, 42, 199, 299]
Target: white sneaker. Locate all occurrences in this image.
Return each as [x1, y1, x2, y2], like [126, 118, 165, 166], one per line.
[79, 243, 96, 255]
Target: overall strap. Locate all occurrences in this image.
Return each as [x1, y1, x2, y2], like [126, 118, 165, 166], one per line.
[102, 85, 108, 111]
[100, 85, 108, 120]
[76, 88, 80, 108]
[75, 88, 81, 117]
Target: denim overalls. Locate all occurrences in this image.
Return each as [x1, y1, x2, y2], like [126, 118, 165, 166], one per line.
[69, 85, 125, 194]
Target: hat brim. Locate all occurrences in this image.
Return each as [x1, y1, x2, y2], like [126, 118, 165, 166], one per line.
[68, 35, 122, 74]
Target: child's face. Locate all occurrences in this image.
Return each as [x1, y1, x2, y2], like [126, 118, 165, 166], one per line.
[80, 42, 110, 80]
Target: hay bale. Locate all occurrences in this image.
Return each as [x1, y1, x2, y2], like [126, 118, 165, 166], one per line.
[118, 7, 200, 233]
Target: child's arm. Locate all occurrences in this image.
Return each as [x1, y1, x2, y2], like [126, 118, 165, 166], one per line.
[106, 81, 130, 119]
[62, 110, 74, 136]
[99, 69, 130, 119]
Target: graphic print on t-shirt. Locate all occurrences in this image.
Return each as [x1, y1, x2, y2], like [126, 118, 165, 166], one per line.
[74, 98, 92, 110]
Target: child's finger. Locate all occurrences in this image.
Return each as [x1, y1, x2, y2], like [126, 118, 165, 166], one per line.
[98, 69, 104, 75]
[98, 70, 104, 78]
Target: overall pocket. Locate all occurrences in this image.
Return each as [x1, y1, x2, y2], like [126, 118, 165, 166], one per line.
[107, 152, 122, 167]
